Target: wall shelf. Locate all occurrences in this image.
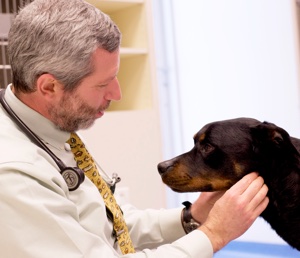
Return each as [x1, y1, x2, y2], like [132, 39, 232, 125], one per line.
[120, 47, 148, 57]
[87, 0, 143, 14]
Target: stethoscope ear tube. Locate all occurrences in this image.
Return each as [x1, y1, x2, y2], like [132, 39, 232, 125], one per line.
[0, 89, 85, 191]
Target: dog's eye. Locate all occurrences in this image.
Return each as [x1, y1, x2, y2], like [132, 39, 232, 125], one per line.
[200, 143, 214, 154]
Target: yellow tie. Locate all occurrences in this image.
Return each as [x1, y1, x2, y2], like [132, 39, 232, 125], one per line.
[67, 133, 135, 254]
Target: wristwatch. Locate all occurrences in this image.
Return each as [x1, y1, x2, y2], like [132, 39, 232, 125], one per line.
[181, 201, 201, 234]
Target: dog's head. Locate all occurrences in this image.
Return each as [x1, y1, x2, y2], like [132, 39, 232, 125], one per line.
[158, 117, 298, 192]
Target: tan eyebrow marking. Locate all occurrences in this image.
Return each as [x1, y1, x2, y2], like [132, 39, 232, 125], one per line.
[199, 133, 206, 141]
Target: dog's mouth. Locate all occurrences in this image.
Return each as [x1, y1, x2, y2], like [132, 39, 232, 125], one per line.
[161, 173, 235, 192]
[167, 181, 214, 193]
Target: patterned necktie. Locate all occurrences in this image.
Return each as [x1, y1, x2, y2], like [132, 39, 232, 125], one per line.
[67, 133, 135, 254]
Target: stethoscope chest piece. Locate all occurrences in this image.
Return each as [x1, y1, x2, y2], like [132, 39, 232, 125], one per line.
[61, 167, 85, 191]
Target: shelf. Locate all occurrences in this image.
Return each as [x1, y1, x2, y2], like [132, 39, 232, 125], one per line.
[87, 0, 143, 13]
[120, 47, 147, 58]
[0, 65, 10, 69]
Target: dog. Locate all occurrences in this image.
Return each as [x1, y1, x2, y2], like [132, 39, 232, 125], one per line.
[157, 117, 300, 251]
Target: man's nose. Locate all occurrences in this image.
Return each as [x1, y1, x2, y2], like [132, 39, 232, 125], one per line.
[106, 78, 122, 101]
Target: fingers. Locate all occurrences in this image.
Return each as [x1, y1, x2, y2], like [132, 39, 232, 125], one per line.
[250, 184, 269, 216]
[242, 174, 265, 203]
[232, 172, 269, 217]
[229, 172, 259, 195]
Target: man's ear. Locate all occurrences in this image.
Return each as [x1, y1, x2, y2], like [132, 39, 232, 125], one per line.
[36, 74, 63, 97]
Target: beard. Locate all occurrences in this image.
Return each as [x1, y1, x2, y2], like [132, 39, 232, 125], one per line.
[48, 91, 110, 132]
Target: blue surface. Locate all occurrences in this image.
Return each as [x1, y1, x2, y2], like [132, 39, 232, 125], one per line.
[214, 241, 300, 258]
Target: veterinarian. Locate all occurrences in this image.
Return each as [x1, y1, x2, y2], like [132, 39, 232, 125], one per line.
[0, 0, 269, 257]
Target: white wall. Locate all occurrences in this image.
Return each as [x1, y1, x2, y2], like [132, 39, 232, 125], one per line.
[173, 0, 300, 142]
[154, 0, 300, 245]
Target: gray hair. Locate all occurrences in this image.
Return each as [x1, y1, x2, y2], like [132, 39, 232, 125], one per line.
[8, 0, 121, 93]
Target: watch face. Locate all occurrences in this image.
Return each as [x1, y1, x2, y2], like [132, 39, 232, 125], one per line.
[184, 221, 200, 233]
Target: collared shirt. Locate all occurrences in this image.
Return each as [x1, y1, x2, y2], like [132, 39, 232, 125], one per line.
[0, 85, 213, 257]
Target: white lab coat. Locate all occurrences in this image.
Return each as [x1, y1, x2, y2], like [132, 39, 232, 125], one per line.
[0, 85, 213, 257]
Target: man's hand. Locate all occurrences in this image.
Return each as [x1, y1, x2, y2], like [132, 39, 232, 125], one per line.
[198, 172, 269, 252]
[191, 191, 225, 224]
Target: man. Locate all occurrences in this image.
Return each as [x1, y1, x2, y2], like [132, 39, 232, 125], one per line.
[0, 0, 269, 257]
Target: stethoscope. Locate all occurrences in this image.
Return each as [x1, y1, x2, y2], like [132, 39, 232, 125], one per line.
[0, 89, 120, 192]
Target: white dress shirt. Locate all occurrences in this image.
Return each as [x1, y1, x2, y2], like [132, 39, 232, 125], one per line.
[0, 85, 213, 257]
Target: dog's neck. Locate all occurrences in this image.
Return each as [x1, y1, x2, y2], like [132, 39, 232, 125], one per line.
[258, 155, 300, 249]
[259, 153, 300, 199]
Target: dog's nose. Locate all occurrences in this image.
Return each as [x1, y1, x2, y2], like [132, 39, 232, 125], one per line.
[157, 160, 173, 175]
[157, 162, 166, 175]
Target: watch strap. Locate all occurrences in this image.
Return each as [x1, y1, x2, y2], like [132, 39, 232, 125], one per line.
[181, 201, 201, 234]
[182, 201, 193, 222]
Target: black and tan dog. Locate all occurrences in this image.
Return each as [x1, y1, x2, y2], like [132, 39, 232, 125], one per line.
[158, 117, 300, 251]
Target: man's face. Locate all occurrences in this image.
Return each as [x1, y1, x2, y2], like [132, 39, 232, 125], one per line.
[48, 48, 121, 132]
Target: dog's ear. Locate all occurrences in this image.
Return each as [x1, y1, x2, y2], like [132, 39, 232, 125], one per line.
[250, 121, 288, 154]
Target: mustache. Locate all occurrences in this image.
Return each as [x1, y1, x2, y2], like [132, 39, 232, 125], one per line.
[100, 101, 111, 112]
